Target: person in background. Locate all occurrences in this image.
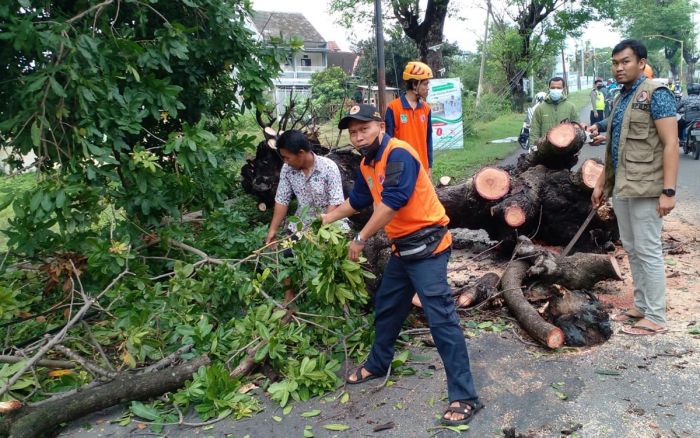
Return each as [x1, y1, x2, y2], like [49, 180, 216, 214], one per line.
[385, 61, 434, 178]
[323, 104, 483, 427]
[588, 39, 678, 336]
[386, 61, 436, 308]
[676, 83, 700, 143]
[590, 78, 609, 125]
[530, 77, 580, 141]
[265, 130, 347, 303]
[667, 78, 676, 92]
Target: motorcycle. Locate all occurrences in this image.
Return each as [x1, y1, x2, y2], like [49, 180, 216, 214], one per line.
[518, 122, 531, 151]
[681, 119, 700, 160]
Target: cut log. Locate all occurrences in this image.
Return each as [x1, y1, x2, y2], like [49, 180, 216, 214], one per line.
[258, 202, 267, 212]
[491, 165, 547, 230]
[0, 355, 210, 438]
[516, 123, 587, 172]
[515, 236, 622, 289]
[263, 126, 277, 140]
[438, 176, 452, 187]
[457, 272, 500, 308]
[500, 260, 565, 349]
[267, 138, 277, 149]
[473, 167, 511, 201]
[540, 123, 586, 155]
[534, 253, 622, 290]
[571, 158, 604, 190]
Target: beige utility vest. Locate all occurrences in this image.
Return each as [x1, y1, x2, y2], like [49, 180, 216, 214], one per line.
[604, 79, 666, 198]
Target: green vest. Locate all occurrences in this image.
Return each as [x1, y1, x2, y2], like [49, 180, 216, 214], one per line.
[595, 90, 605, 110]
[604, 79, 666, 198]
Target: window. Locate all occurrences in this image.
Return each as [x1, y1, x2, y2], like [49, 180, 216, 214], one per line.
[300, 55, 311, 67]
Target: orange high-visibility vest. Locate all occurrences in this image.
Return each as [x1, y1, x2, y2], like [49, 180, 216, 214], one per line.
[386, 98, 431, 170]
[360, 138, 451, 255]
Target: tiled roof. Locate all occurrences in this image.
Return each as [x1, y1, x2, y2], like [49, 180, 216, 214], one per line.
[252, 11, 326, 44]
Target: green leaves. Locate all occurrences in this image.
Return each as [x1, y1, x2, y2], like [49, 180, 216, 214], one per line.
[323, 424, 350, 431]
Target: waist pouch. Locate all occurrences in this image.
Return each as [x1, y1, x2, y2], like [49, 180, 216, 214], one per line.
[391, 225, 448, 261]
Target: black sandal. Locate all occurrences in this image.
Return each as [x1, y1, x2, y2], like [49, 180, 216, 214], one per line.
[441, 400, 484, 426]
[345, 366, 379, 385]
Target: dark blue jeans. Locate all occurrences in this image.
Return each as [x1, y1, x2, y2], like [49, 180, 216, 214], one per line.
[364, 249, 480, 404]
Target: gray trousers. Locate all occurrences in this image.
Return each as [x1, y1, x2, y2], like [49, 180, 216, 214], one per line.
[612, 196, 666, 325]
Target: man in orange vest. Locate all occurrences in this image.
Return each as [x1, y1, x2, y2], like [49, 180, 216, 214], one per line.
[385, 61, 434, 177]
[322, 104, 483, 426]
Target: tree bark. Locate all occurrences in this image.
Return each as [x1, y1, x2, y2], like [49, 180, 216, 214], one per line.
[392, 0, 449, 75]
[0, 356, 210, 438]
[500, 260, 565, 349]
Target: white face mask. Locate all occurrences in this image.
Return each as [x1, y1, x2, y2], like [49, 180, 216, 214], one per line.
[549, 89, 563, 101]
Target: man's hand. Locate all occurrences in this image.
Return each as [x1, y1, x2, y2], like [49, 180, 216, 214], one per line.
[265, 230, 278, 248]
[348, 240, 365, 261]
[657, 194, 676, 217]
[590, 134, 607, 145]
[591, 186, 605, 209]
[586, 123, 599, 136]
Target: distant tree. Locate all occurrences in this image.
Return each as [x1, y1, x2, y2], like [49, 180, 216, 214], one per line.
[330, 0, 451, 74]
[486, 0, 614, 110]
[310, 66, 349, 120]
[353, 31, 459, 89]
[618, 0, 697, 79]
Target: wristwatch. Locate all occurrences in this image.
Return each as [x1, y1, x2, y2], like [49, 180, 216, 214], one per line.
[353, 233, 366, 244]
[661, 188, 676, 197]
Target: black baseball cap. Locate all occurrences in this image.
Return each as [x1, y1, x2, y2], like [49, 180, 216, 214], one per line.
[338, 104, 383, 129]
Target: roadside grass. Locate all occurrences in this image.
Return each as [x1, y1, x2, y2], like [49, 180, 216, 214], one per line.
[432, 111, 523, 181]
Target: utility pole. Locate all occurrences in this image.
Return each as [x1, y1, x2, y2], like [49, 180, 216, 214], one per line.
[576, 43, 581, 91]
[593, 47, 596, 79]
[374, 0, 387, 114]
[476, 0, 491, 107]
[581, 45, 585, 87]
[561, 48, 569, 94]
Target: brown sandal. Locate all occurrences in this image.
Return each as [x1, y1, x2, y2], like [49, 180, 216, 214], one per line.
[611, 309, 644, 322]
[345, 366, 379, 385]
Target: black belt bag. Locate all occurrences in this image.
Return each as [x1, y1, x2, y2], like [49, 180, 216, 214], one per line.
[391, 225, 448, 261]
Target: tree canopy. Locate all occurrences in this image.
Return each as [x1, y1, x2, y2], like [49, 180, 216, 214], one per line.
[0, 0, 282, 255]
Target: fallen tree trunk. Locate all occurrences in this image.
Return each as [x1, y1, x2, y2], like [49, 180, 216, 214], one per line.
[0, 355, 210, 438]
[516, 123, 587, 173]
[500, 260, 565, 349]
[516, 235, 622, 289]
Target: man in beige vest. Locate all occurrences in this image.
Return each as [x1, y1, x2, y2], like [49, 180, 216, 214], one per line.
[588, 39, 679, 335]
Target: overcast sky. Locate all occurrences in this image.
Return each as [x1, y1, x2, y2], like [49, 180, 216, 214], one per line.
[251, 0, 624, 57]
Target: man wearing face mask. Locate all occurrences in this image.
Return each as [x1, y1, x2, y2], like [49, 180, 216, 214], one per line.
[590, 78, 609, 124]
[321, 104, 483, 427]
[530, 77, 580, 141]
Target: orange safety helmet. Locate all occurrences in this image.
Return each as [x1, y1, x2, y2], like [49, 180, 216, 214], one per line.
[403, 61, 433, 81]
[643, 63, 654, 79]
